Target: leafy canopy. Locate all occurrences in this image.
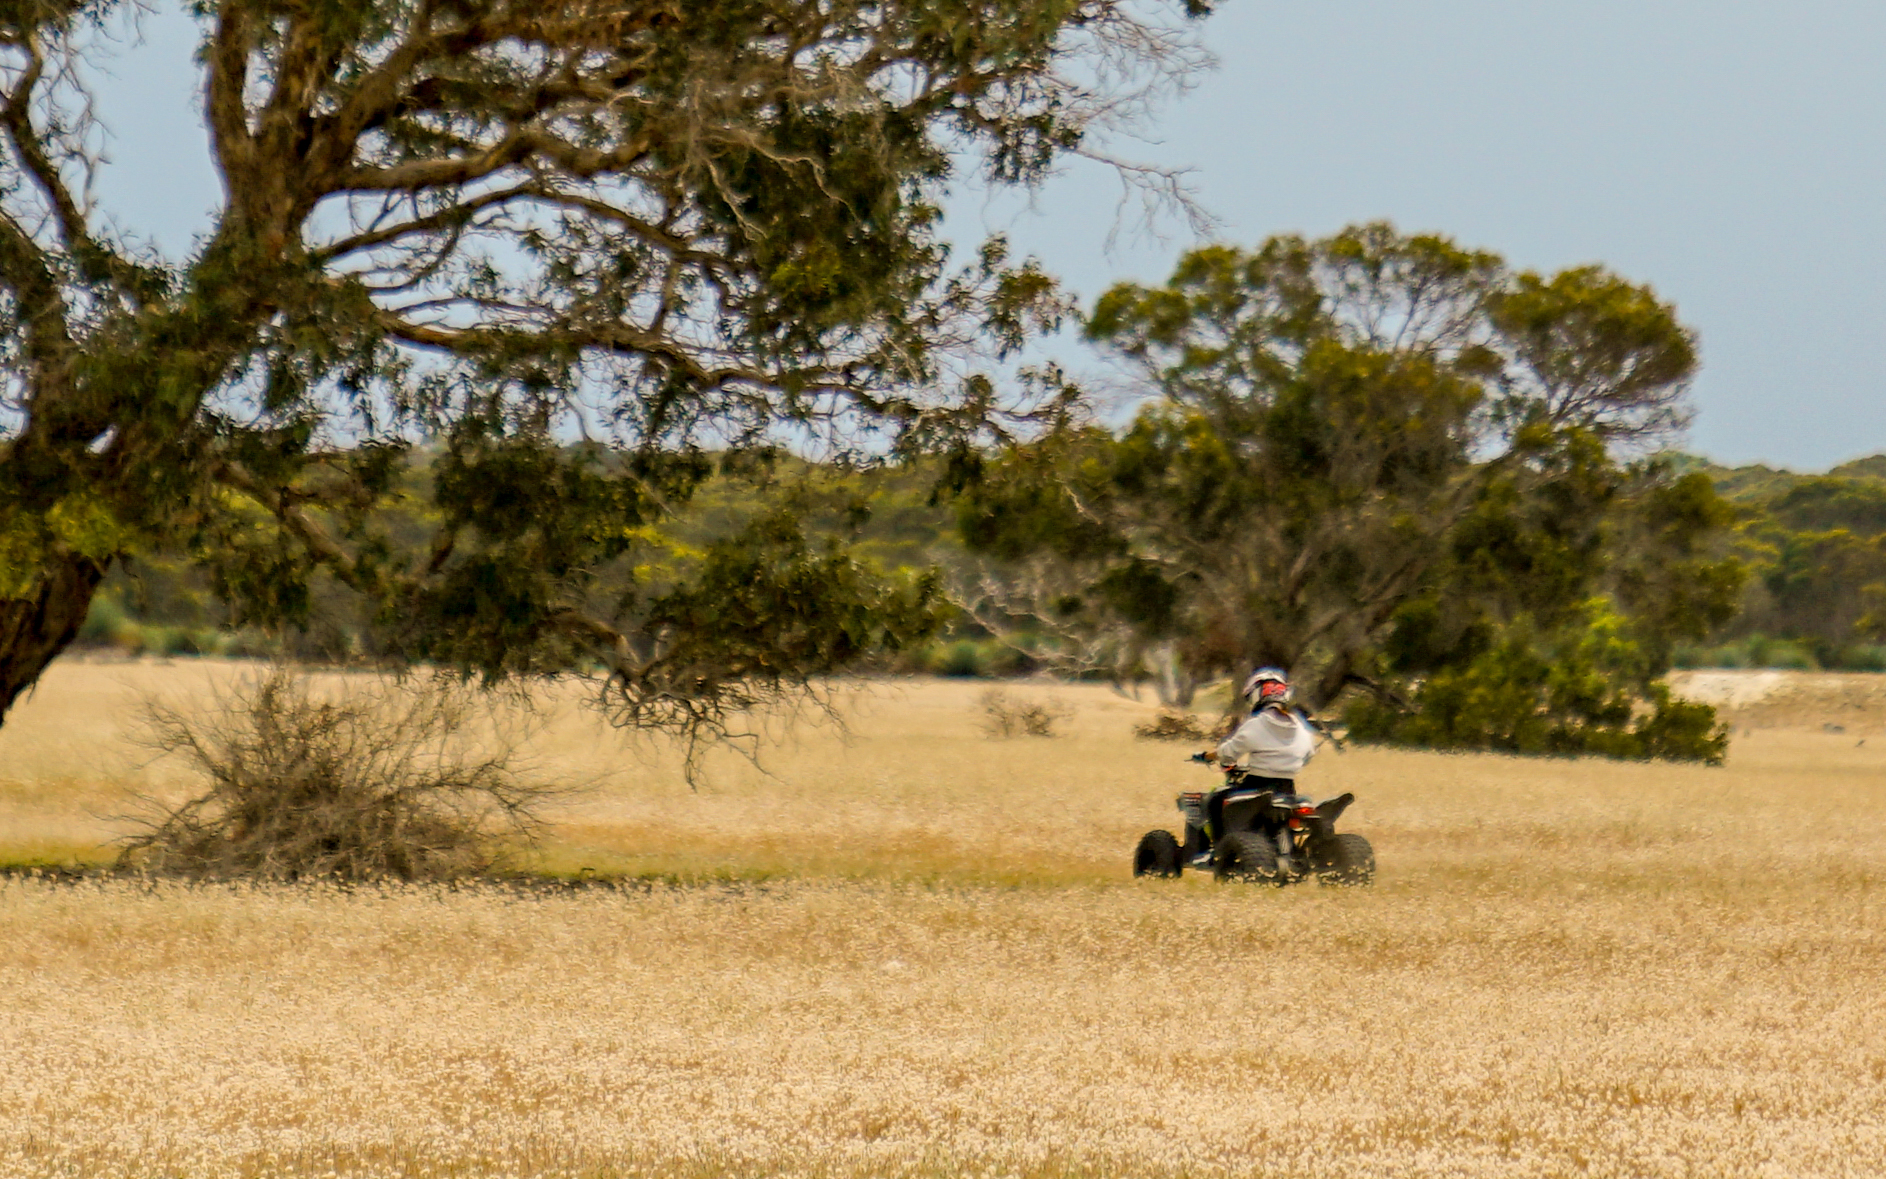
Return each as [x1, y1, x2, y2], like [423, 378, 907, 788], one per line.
[0, 0, 1213, 733]
[956, 223, 1739, 759]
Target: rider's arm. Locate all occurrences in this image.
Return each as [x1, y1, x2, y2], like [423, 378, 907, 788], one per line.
[1217, 716, 1259, 765]
[1291, 710, 1316, 764]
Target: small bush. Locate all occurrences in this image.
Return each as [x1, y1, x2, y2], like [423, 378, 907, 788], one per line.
[119, 669, 559, 881]
[978, 688, 1070, 738]
[1630, 685, 1730, 763]
[76, 592, 130, 646]
[1133, 711, 1212, 742]
[1835, 644, 1886, 672]
[920, 638, 1036, 678]
[930, 640, 993, 677]
[1673, 634, 1821, 671]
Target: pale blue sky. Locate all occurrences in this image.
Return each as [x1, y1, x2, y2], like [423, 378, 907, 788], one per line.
[86, 2, 1886, 470]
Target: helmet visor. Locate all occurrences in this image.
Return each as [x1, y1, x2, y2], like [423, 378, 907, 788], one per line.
[1242, 667, 1290, 700]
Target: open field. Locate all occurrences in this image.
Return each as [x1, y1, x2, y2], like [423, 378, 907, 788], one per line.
[3, 660, 1886, 1177]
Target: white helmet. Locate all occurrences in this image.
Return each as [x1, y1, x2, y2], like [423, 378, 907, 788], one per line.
[1241, 666, 1292, 707]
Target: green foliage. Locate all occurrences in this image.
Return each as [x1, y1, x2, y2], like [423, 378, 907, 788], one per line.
[1486, 266, 1698, 440]
[957, 223, 1719, 737]
[1674, 634, 1826, 671]
[1353, 457, 1741, 762]
[1673, 456, 1886, 662]
[920, 638, 1036, 678]
[1346, 601, 1728, 764]
[0, 0, 1213, 730]
[1673, 631, 1886, 673]
[72, 453, 985, 680]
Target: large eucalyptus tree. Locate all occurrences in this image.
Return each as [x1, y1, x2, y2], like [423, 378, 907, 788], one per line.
[956, 223, 1734, 718]
[0, 0, 1211, 734]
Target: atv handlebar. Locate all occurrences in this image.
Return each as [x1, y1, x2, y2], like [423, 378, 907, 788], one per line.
[1304, 716, 1347, 753]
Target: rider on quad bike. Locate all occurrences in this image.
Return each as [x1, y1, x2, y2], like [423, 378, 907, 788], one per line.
[1135, 666, 1374, 884]
[1188, 667, 1316, 868]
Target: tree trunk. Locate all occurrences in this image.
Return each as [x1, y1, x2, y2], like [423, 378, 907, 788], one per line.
[0, 553, 106, 724]
[1148, 643, 1197, 708]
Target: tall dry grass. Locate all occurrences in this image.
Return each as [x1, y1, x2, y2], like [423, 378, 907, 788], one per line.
[1, 660, 1884, 1176]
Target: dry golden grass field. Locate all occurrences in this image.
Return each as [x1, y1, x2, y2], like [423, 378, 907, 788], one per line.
[3, 659, 1885, 1178]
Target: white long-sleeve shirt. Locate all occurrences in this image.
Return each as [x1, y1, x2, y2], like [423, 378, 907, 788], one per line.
[1217, 706, 1316, 779]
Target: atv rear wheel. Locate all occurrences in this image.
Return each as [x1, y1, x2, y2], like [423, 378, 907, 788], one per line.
[1214, 832, 1281, 884]
[1133, 829, 1183, 878]
[1311, 832, 1375, 886]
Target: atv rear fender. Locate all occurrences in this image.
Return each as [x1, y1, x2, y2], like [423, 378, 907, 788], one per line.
[1309, 792, 1355, 840]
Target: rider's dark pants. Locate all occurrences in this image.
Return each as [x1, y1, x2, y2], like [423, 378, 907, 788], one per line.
[1207, 775, 1295, 843]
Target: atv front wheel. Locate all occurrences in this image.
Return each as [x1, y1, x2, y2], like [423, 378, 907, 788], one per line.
[1311, 832, 1376, 886]
[1133, 830, 1183, 878]
[1214, 832, 1281, 884]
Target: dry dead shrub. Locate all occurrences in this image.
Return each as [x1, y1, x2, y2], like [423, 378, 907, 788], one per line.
[1132, 710, 1212, 741]
[118, 669, 559, 882]
[978, 687, 1070, 738]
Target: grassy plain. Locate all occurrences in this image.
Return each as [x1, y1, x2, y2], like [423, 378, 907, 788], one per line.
[2, 660, 1885, 1177]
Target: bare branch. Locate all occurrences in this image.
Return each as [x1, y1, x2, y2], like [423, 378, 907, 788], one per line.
[312, 181, 540, 261]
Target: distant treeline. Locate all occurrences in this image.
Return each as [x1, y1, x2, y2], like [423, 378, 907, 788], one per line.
[75, 455, 980, 673]
[72, 450, 1886, 677]
[1678, 454, 1886, 671]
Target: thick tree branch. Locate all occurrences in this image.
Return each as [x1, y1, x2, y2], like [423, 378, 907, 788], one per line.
[0, 35, 86, 248]
[312, 181, 540, 261]
[213, 460, 375, 595]
[371, 307, 865, 405]
[0, 206, 75, 379]
[205, 2, 257, 189]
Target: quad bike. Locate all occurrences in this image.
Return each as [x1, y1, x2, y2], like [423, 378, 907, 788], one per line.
[1132, 754, 1375, 885]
